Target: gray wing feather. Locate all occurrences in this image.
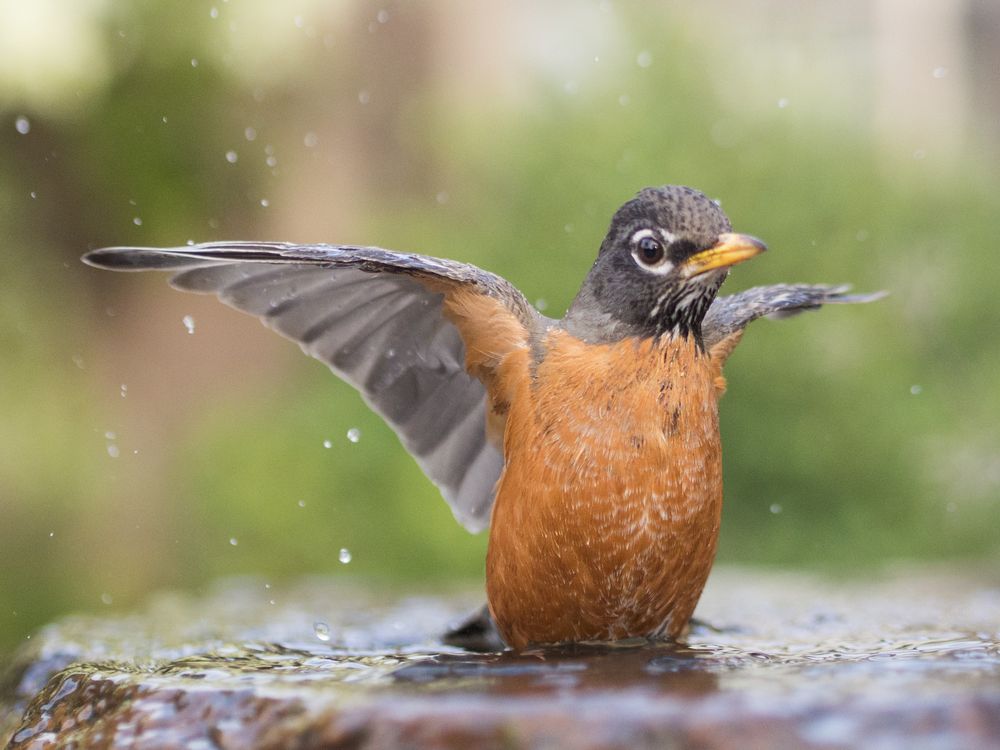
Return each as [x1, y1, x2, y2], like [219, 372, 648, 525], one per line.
[704, 284, 885, 349]
[84, 241, 530, 532]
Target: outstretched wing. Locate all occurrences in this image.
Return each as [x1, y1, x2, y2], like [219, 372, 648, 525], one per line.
[83, 241, 540, 532]
[704, 284, 885, 354]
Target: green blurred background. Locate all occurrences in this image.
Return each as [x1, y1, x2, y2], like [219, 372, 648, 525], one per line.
[1, 0, 998, 656]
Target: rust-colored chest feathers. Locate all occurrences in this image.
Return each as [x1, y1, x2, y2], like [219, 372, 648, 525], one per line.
[486, 330, 723, 649]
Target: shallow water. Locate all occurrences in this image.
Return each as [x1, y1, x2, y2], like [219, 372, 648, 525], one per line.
[3, 567, 999, 748]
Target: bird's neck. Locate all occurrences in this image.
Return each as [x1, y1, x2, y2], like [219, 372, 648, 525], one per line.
[562, 286, 709, 350]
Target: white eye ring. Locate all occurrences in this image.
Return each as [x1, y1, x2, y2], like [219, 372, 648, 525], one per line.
[630, 229, 675, 274]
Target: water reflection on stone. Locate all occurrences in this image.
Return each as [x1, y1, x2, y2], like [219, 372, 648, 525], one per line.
[2, 568, 998, 748]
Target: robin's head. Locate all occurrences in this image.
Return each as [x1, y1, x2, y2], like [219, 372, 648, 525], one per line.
[564, 185, 766, 345]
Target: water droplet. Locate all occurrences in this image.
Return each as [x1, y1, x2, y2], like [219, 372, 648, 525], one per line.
[72, 354, 85, 369]
[229, 537, 238, 546]
[191, 58, 199, 68]
[313, 621, 331, 640]
[297, 499, 306, 508]
[260, 198, 270, 207]
[264, 583, 271, 590]
[338, 548, 352, 564]
[162, 116, 168, 123]
[244, 126, 257, 141]
[29, 191, 37, 199]
[358, 89, 371, 105]
[303, 131, 319, 148]
[265, 155, 278, 168]
[209, 6, 219, 19]
[435, 191, 449, 204]
[48, 532, 54, 538]
[120, 384, 128, 398]
[100, 593, 113, 605]
[346, 428, 361, 443]
[182, 315, 196, 334]
[225, 150, 238, 163]
[107, 444, 120, 459]
[932, 66, 947, 79]
[104, 430, 117, 440]
[132, 216, 142, 226]
[268, 599, 276, 605]
[769, 503, 783, 514]
[15, 116, 30, 135]
[636, 50, 653, 68]
[777, 97, 790, 109]
[322, 439, 332, 449]
[910, 384, 923, 395]
[377, 9, 389, 23]
[535, 299, 548, 312]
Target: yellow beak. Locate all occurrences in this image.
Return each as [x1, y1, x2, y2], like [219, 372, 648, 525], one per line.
[681, 233, 767, 278]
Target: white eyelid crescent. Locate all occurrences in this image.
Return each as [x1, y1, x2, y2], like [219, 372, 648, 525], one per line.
[630, 228, 675, 275]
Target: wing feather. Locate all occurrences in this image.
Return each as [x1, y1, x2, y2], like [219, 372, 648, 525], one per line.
[704, 284, 885, 352]
[83, 241, 538, 532]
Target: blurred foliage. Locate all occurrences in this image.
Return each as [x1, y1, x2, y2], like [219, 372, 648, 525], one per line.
[1, 1, 998, 655]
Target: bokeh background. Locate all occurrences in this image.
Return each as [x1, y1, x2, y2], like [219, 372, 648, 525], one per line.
[2, 0, 999, 656]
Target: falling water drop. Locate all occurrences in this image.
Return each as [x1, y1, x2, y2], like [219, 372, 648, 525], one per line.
[314, 621, 331, 641]
[338, 548, 352, 564]
[346, 428, 361, 443]
[182, 315, 195, 334]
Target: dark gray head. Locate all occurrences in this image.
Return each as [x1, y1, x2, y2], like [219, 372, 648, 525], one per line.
[563, 185, 766, 346]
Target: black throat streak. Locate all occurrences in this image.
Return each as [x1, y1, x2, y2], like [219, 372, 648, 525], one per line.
[646, 283, 720, 352]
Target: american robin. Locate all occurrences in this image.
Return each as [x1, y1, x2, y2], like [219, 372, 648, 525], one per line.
[84, 185, 879, 650]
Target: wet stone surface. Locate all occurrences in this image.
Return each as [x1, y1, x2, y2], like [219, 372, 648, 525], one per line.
[2, 567, 999, 749]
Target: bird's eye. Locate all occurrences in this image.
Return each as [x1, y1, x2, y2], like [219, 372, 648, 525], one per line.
[636, 236, 665, 265]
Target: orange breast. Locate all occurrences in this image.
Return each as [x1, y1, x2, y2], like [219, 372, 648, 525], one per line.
[486, 330, 723, 649]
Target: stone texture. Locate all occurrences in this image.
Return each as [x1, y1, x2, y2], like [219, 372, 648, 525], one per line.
[2, 568, 999, 749]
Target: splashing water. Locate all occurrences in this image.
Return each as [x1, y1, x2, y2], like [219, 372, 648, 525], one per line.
[313, 621, 331, 641]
